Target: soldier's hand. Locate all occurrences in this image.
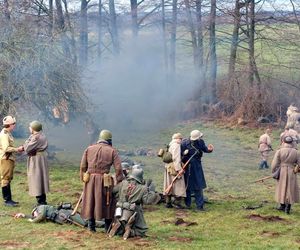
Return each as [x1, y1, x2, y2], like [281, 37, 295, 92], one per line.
[208, 144, 214, 152]
[17, 146, 24, 152]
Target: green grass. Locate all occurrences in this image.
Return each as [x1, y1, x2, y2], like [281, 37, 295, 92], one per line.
[1, 122, 299, 249]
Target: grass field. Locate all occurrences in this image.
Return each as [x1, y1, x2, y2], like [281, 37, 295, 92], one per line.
[0, 121, 299, 249]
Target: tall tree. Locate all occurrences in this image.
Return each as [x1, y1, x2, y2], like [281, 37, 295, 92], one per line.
[170, 0, 178, 74]
[209, 0, 217, 103]
[97, 0, 103, 60]
[161, 0, 168, 70]
[79, 0, 88, 66]
[109, 0, 120, 55]
[130, 0, 138, 37]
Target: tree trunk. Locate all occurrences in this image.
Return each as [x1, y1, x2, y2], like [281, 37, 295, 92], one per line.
[55, 0, 65, 30]
[184, 0, 199, 69]
[170, 0, 177, 75]
[228, 0, 240, 80]
[48, 0, 54, 37]
[161, 0, 168, 71]
[97, 0, 103, 60]
[79, 0, 88, 66]
[109, 0, 120, 55]
[195, 0, 203, 70]
[3, 0, 10, 21]
[209, 0, 217, 103]
[130, 0, 138, 38]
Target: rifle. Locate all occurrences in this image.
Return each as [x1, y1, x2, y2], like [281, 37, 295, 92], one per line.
[253, 175, 273, 183]
[71, 191, 83, 216]
[164, 151, 197, 195]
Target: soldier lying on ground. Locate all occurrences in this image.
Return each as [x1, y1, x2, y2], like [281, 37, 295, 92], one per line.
[14, 203, 105, 229]
[108, 168, 161, 240]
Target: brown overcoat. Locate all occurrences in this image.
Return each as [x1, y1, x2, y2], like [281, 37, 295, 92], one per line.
[23, 132, 49, 196]
[271, 143, 300, 204]
[80, 140, 123, 220]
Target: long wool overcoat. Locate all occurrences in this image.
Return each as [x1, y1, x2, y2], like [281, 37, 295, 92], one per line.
[163, 139, 186, 197]
[181, 138, 212, 191]
[23, 132, 49, 196]
[271, 143, 300, 204]
[80, 140, 123, 220]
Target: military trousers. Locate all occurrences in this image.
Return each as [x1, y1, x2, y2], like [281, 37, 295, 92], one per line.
[0, 159, 15, 187]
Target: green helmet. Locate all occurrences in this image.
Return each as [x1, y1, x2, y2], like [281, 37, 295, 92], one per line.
[121, 162, 131, 170]
[30, 121, 43, 132]
[30, 205, 47, 223]
[129, 168, 144, 184]
[99, 129, 112, 141]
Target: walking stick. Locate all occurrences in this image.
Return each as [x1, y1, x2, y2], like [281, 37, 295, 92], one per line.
[71, 191, 83, 216]
[164, 151, 197, 195]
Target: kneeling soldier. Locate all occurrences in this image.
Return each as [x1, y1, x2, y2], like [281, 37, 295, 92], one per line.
[108, 168, 160, 240]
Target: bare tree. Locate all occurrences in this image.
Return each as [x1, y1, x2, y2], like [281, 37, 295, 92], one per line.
[209, 0, 217, 103]
[170, 0, 178, 74]
[109, 0, 120, 55]
[79, 0, 89, 65]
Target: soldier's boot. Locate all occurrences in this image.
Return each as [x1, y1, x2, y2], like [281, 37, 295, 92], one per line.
[173, 197, 185, 209]
[259, 161, 264, 169]
[36, 194, 47, 205]
[263, 161, 269, 169]
[108, 219, 121, 238]
[123, 212, 137, 240]
[88, 218, 96, 232]
[165, 195, 173, 208]
[2, 185, 18, 207]
[285, 204, 291, 214]
[105, 219, 112, 233]
[276, 203, 285, 212]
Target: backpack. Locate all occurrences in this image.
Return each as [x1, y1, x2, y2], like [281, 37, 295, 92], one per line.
[157, 145, 173, 164]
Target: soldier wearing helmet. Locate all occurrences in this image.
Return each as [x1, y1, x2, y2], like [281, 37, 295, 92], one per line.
[23, 121, 49, 205]
[0, 116, 24, 207]
[108, 168, 160, 240]
[258, 128, 273, 169]
[80, 129, 123, 232]
[271, 135, 300, 214]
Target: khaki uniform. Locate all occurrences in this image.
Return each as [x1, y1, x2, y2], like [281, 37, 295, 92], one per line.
[258, 133, 272, 161]
[280, 129, 299, 149]
[0, 128, 18, 187]
[271, 143, 300, 204]
[80, 140, 123, 221]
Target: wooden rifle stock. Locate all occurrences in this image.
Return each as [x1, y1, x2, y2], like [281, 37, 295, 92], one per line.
[164, 152, 197, 195]
[253, 175, 273, 183]
[71, 191, 83, 216]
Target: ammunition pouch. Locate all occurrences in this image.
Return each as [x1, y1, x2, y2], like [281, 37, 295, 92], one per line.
[166, 163, 177, 176]
[57, 202, 72, 210]
[116, 201, 136, 222]
[103, 173, 113, 187]
[83, 172, 90, 183]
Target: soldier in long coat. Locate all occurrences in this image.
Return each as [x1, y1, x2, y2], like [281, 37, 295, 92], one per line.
[271, 136, 300, 214]
[108, 168, 160, 239]
[163, 133, 186, 208]
[0, 116, 23, 206]
[258, 128, 272, 169]
[80, 129, 123, 232]
[23, 121, 49, 205]
[181, 130, 214, 211]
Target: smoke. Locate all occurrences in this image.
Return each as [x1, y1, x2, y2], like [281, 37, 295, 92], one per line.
[83, 32, 197, 141]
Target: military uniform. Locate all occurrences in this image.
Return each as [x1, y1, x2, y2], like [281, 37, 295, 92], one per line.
[109, 168, 160, 239]
[80, 130, 123, 232]
[0, 125, 20, 205]
[258, 130, 272, 169]
[23, 124, 49, 205]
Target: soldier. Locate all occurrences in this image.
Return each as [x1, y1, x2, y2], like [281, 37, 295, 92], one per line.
[23, 121, 49, 205]
[121, 162, 131, 179]
[258, 128, 272, 169]
[80, 129, 123, 232]
[0, 116, 23, 207]
[181, 130, 214, 211]
[108, 168, 160, 240]
[271, 136, 300, 214]
[14, 203, 105, 229]
[163, 133, 186, 209]
[280, 125, 299, 149]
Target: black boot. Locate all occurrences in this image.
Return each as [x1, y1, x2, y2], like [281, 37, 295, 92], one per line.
[36, 194, 47, 205]
[285, 204, 291, 214]
[259, 161, 264, 169]
[165, 195, 173, 208]
[88, 218, 96, 232]
[173, 197, 185, 209]
[105, 219, 112, 233]
[276, 203, 285, 212]
[2, 185, 18, 207]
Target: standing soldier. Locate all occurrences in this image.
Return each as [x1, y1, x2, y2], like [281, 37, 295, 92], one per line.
[163, 133, 186, 208]
[258, 128, 272, 169]
[271, 136, 300, 214]
[23, 121, 49, 205]
[280, 125, 299, 149]
[0, 116, 23, 206]
[80, 129, 123, 232]
[181, 130, 214, 211]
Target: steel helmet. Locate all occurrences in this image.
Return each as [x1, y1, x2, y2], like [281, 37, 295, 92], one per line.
[99, 129, 112, 141]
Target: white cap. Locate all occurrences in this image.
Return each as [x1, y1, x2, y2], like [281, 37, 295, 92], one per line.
[190, 130, 203, 141]
[3, 116, 16, 125]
